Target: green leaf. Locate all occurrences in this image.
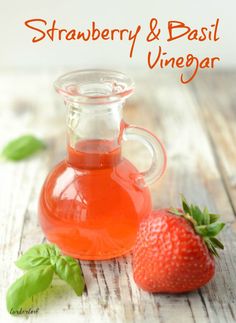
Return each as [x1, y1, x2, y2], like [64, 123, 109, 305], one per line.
[177, 195, 225, 257]
[190, 205, 203, 225]
[181, 195, 190, 214]
[210, 237, 224, 250]
[209, 213, 220, 223]
[204, 238, 219, 257]
[206, 222, 225, 237]
[6, 265, 54, 313]
[7, 243, 85, 314]
[195, 225, 207, 236]
[196, 222, 225, 237]
[202, 207, 210, 225]
[54, 256, 85, 296]
[168, 208, 183, 216]
[16, 244, 60, 270]
[204, 237, 224, 257]
[1, 135, 45, 161]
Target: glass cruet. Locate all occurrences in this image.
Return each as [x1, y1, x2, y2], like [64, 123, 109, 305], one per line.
[39, 69, 167, 260]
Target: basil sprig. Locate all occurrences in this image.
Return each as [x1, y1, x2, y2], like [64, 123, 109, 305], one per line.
[7, 244, 85, 314]
[1, 135, 45, 161]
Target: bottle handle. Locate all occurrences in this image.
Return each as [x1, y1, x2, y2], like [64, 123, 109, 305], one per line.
[122, 124, 167, 187]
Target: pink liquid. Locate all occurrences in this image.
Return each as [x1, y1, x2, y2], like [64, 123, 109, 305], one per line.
[39, 140, 151, 260]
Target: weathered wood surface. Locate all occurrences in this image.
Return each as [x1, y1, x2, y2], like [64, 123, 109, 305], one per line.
[0, 71, 235, 323]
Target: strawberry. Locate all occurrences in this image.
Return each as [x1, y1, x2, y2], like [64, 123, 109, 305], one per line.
[132, 196, 225, 293]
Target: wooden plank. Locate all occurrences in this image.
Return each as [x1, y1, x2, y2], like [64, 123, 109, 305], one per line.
[191, 71, 236, 217]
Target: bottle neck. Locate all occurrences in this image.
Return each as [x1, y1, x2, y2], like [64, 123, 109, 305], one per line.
[66, 101, 124, 168]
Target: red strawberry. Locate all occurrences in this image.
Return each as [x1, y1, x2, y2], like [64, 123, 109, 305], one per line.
[133, 196, 225, 293]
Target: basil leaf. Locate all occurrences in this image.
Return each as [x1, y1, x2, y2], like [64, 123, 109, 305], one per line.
[54, 256, 85, 296]
[16, 244, 60, 270]
[1, 135, 45, 161]
[8, 243, 85, 314]
[7, 265, 54, 313]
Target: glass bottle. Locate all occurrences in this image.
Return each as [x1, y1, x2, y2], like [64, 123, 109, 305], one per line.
[39, 69, 167, 260]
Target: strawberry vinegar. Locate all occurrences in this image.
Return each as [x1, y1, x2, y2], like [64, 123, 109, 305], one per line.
[39, 70, 167, 260]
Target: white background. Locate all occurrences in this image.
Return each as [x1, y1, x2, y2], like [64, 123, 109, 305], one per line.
[0, 0, 235, 70]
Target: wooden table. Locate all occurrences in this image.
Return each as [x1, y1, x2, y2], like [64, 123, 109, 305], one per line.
[0, 71, 235, 323]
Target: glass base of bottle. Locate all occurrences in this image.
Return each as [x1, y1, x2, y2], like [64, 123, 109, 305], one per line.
[45, 237, 134, 260]
[39, 157, 152, 261]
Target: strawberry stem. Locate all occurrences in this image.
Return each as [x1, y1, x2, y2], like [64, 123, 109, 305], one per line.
[182, 213, 197, 226]
[170, 196, 225, 257]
